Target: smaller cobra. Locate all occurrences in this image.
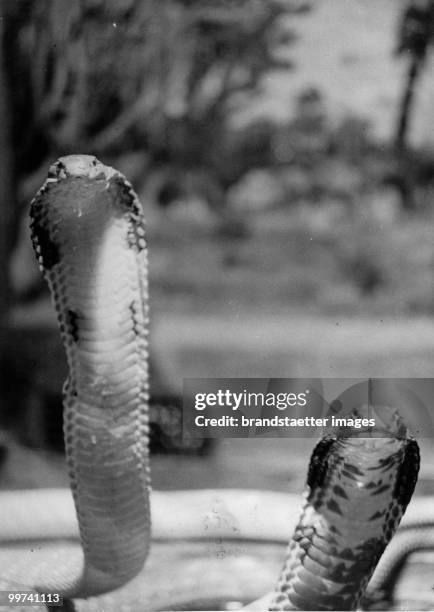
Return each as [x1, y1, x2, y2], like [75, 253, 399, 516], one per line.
[268, 404, 420, 611]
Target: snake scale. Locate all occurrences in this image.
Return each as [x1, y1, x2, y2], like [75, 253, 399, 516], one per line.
[0, 155, 422, 610]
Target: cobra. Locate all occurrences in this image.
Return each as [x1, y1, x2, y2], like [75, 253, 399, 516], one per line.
[0, 155, 424, 610]
[269, 407, 420, 611]
[8, 155, 151, 598]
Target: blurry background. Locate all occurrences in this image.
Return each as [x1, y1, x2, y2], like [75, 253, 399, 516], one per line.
[0, 0, 434, 502]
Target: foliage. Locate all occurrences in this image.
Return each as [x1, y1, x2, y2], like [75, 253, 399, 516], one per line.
[393, 0, 434, 209]
[395, 0, 434, 149]
[1, 0, 312, 303]
[6, 0, 310, 180]
[396, 0, 434, 61]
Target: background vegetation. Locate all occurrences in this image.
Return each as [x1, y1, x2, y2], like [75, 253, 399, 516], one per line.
[0, 0, 433, 452]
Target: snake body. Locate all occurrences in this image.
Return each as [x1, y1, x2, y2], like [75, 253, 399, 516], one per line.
[0, 155, 423, 610]
[270, 410, 420, 611]
[28, 156, 151, 597]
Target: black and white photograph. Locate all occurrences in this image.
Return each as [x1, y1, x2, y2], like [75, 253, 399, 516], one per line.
[0, 1, 434, 610]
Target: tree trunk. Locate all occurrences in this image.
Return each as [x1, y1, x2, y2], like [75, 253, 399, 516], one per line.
[395, 56, 422, 153]
[0, 3, 15, 430]
[0, 6, 13, 330]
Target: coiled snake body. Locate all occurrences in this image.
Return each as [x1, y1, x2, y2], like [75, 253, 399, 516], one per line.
[0, 156, 422, 610]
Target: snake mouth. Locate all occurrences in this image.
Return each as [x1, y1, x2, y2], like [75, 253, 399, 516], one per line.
[47, 155, 115, 181]
[329, 404, 409, 439]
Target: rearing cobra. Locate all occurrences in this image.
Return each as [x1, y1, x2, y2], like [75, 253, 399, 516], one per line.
[0, 156, 422, 610]
[1, 156, 151, 599]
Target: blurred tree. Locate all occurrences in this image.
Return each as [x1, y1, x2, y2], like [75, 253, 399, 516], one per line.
[396, 0, 434, 151]
[394, 0, 434, 209]
[9, 0, 310, 191]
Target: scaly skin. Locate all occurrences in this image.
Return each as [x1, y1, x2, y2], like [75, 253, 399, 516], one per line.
[28, 155, 151, 597]
[269, 407, 419, 611]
